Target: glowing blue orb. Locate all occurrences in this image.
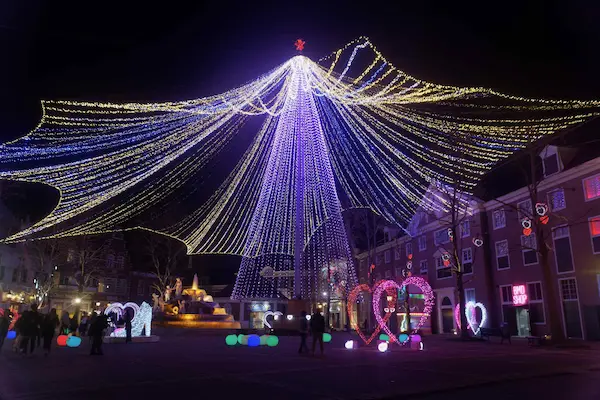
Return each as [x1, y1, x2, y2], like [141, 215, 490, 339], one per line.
[398, 333, 409, 343]
[6, 330, 16, 340]
[66, 336, 82, 348]
[248, 334, 260, 347]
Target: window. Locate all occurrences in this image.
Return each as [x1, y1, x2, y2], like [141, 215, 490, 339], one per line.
[465, 288, 476, 303]
[517, 199, 532, 220]
[384, 250, 391, 264]
[434, 229, 450, 245]
[384, 270, 392, 279]
[560, 278, 578, 301]
[493, 209, 506, 230]
[462, 248, 473, 274]
[548, 189, 566, 211]
[394, 267, 402, 277]
[589, 216, 600, 254]
[116, 255, 125, 269]
[60, 273, 69, 286]
[500, 285, 513, 304]
[394, 248, 401, 260]
[419, 260, 428, 275]
[418, 235, 427, 251]
[460, 220, 471, 238]
[543, 154, 560, 176]
[106, 254, 115, 269]
[405, 242, 413, 257]
[521, 234, 538, 265]
[376, 254, 382, 266]
[583, 174, 600, 201]
[105, 278, 115, 292]
[527, 281, 545, 324]
[20, 269, 28, 283]
[0, 265, 4, 281]
[12, 268, 18, 282]
[553, 226, 574, 273]
[495, 240, 510, 269]
[436, 255, 452, 279]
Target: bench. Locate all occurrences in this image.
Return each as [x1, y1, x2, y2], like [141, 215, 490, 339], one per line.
[480, 327, 511, 344]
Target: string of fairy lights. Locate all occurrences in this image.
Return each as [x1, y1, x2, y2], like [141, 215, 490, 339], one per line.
[1, 37, 598, 299]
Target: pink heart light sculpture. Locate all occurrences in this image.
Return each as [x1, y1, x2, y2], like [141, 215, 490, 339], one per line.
[347, 283, 395, 345]
[373, 277, 434, 345]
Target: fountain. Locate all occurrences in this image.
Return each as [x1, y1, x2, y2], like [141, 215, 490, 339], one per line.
[154, 274, 240, 329]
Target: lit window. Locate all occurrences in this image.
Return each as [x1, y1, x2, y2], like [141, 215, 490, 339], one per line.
[583, 174, 600, 201]
[493, 209, 506, 230]
[521, 234, 538, 265]
[500, 285, 513, 304]
[548, 189, 566, 211]
[559, 278, 578, 301]
[418, 235, 427, 251]
[590, 216, 600, 254]
[436, 255, 452, 279]
[495, 240, 510, 270]
[465, 288, 476, 303]
[460, 220, 471, 238]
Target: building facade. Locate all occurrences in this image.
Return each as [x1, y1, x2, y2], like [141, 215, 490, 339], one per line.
[356, 146, 600, 340]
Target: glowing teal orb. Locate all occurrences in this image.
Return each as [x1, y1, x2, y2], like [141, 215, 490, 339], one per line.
[260, 335, 268, 345]
[248, 334, 260, 347]
[398, 333, 409, 343]
[323, 333, 332, 343]
[237, 334, 245, 344]
[266, 335, 279, 347]
[225, 335, 238, 346]
[66, 336, 82, 348]
[379, 334, 390, 341]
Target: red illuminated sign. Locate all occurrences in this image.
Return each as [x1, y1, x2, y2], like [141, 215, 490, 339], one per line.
[512, 284, 528, 306]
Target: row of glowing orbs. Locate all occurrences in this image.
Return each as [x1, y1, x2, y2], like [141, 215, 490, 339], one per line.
[345, 333, 423, 352]
[225, 333, 333, 347]
[4, 331, 81, 347]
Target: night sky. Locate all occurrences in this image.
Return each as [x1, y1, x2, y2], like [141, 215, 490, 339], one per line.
[1, 1, 599, 282]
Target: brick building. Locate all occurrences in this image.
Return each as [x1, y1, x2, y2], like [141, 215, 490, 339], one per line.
[356, 144, 600, 340]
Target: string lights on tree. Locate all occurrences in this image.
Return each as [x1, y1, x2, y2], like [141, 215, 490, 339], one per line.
[1, 37, 599, 300]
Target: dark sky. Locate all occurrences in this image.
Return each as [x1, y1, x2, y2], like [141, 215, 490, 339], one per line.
[1, 0, 599, 282]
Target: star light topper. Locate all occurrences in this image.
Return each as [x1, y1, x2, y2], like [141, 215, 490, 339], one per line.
[294, 39, 305, 51]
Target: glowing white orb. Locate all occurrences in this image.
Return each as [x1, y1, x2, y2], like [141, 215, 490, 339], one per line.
[377, 342, 388, 352]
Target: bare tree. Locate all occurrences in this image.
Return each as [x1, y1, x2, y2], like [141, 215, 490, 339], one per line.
[144, 233, 186, 300]
[23, 237, 63, 308]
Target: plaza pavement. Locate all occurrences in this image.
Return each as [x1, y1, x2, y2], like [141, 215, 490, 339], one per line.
[1, 330, 599, 400]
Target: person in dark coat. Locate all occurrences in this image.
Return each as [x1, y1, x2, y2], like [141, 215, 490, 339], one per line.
[41, 308, 59, 356]
[20, 304, 41, 355]
[89, 313, 108, 355]
[310, 309, 326, 356]
[124, 309, 133, 344]
[298, 310, 309, 354]
[0, 309, 10, 351]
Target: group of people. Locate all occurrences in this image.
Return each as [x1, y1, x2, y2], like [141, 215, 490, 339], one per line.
[297, 309, 326, 356]
[0, 304, 110, 356]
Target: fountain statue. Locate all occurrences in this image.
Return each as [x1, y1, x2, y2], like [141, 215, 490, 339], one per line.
[155, 273, 239, 329]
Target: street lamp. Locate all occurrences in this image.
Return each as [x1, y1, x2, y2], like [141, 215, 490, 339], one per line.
[74, 298, 81, 304]
[95, 302, 101, 307]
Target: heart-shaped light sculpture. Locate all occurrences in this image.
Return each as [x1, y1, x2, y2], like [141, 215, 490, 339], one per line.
[105, 302, 152, 337]
[347, 283, 395, 345]
[373, 277, 434, 345]
[455, 301, 487, 335]
[263, 311, 283, 329]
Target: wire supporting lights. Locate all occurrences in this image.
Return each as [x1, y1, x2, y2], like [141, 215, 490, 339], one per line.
[1, 38, 599, 300]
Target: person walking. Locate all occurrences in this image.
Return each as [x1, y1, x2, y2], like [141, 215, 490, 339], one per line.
[310, 308, 326, 356]
[89, 314, 108, 355]
[41, 308, 59, 356]
[60, 311, 70, 335]
[78, 312, 89, 336]
[0, 309, 10, 352]
[298, 310, 309, 354]
[124, 309, 132, 344]
[20, 304, 41, 356]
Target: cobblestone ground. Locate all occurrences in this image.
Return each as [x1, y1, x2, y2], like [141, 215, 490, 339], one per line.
[1, 331, 599, 400]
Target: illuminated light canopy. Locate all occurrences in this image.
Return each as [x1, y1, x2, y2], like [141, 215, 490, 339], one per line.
[1, 38, 598, 300]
